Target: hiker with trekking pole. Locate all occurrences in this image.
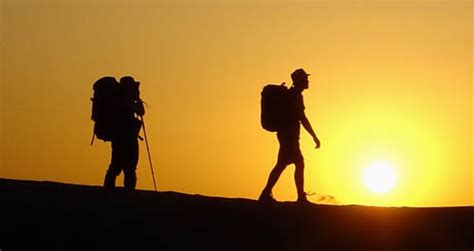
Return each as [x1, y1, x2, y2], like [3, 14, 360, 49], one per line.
[91, 76, 156, 191]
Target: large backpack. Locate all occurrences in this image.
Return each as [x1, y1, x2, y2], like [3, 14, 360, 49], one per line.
[260, 83, 289, 132]
[91, 77, 120, 142]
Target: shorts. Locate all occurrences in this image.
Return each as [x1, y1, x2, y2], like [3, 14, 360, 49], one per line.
[277, 131, 303, 165]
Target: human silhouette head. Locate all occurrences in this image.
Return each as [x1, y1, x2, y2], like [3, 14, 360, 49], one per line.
[291, 68, 310, 90]
[120, 76, 140, 99]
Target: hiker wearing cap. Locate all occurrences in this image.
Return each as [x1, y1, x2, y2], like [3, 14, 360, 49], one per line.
[103, 76, 145, 190]
[259, 68, 321, 203]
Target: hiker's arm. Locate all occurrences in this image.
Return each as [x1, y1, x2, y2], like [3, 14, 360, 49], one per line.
[301, 114, 321, 149]
[134, 99, 145, 116]
[301, 115, 316, 139]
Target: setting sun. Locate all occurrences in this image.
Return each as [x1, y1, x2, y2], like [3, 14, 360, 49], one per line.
[363, 162, 397, 194]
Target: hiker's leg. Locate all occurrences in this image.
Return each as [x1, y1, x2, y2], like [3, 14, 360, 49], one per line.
[104, 170, 117, 188]
[104, 167, 122, 187]
[294, 157, 305, 199]
[262, 162, 287, 194]
[104, 140, 123, 188]
[262, 132, 290, 195]
[124, 169, 136, 190]
[124, 137, 139, 190]
[281, 135, 305, 200]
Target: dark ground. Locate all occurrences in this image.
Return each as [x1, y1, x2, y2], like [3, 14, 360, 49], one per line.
[0, 178, 473, 251]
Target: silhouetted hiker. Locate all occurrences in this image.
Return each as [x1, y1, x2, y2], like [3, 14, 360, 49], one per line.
[91, 76, 145, 190]
[259, 68, 321, 203]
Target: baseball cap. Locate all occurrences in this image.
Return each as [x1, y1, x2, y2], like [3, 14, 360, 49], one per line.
[291, 68, 310, 82]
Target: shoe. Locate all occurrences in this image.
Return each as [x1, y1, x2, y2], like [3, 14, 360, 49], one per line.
[258, 192, 276, 203]
[297, 193, 311, 204]
[297, 197, 310, 204]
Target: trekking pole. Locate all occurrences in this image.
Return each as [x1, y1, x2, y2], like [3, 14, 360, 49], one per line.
[140, 115, 157, 191]
[90, 131, 95, 146]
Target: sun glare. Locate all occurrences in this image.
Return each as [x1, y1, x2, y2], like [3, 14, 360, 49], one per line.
[363, 162, 397, 194]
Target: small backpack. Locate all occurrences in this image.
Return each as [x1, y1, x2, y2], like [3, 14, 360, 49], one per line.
[260, 83, 289, 132]
[91, 77, 120, 143]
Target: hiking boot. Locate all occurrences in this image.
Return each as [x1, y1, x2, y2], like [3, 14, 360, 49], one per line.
[297, 193, 311, 204]
[258, 192, 276, 203]
[297, 197, 310, 204]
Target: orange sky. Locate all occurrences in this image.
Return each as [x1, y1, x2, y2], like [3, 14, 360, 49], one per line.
[1, 0, 472, 206]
